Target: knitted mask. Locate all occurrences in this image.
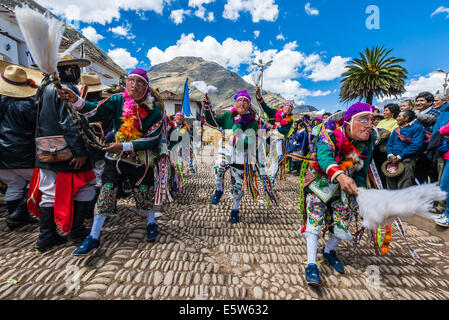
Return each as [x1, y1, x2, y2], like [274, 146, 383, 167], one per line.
[344, 102, 375, 141]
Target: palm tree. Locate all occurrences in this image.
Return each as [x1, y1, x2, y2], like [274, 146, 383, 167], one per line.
[339, 46, 408, 105]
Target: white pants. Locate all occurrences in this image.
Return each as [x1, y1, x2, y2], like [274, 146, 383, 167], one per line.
[93, 160, 105, 188]
[0, 169, 34, 201]
[38, 169, 96, 208]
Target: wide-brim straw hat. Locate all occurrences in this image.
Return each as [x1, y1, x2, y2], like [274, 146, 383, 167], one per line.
[381, 160, 404, 178]
[0, 63, 41, 98]
[57, 52, 90, 68]
[77, 72, 109, 93]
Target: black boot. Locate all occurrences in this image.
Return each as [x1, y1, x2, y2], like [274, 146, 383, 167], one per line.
[6, 196, 38, 230]
[67, 201, 91, 243]
[35, 207, 67, 252]
[85, 188, 100, 220]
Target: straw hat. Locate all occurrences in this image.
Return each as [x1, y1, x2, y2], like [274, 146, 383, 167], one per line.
[381, 160, 404, 178]
[0, 65, 39, 98]
[57, 52, 90, 68]
[77, 72, 109, 93]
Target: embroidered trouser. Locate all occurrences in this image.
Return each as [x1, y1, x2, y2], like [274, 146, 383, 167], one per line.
[303, 193, 354, 241]
[214, 146, 229, 190]
[230, 165, 245, 203]
[95, 159, 154, 216]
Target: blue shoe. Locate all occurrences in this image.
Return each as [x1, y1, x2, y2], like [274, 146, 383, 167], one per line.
[146, 223, 159, 241]
[211, 190, 223, 205]
[305, 264, 321, 286]
[230, 210, 239, 225]
[322, 248, 345, 274]
[72, 235, 100, 256]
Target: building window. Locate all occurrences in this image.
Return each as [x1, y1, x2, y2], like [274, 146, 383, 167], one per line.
[175, 104, 182, 114]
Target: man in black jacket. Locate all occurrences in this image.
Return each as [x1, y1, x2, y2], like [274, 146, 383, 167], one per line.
[32, 54, 96, 252]
[0, 65, 39, 229]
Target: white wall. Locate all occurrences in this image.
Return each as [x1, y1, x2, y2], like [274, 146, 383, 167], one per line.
[164, 100, 200, 118]
[0, 33, 18, 63]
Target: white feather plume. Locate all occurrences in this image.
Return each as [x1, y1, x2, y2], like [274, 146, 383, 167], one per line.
[191, 81, 218, 94]
[251, 70, 262, 87]
[357, 183, 446, 230]
[59, 38, 85, 59]
[15, 6, 64, 74]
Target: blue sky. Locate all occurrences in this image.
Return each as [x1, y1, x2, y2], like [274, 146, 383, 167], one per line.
[36, 0, 449, 112]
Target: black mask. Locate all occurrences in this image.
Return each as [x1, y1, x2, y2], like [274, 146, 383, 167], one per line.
[57, 65, 81, 84]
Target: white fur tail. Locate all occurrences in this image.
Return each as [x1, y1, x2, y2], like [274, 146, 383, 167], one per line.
[357, 183, 446, 230]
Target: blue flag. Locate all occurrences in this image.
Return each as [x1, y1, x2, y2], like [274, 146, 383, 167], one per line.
[182, 78, 191, 117]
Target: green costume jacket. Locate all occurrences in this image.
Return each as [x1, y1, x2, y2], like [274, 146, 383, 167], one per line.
[307, 127, 375, 203]
[259, 100, 293, 137]
[77, 94, 162, 153]
[202, 107, 259, 149]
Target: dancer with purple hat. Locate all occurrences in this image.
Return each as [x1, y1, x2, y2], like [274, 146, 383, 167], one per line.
[202, 90, 262, 224]
[298, 102, 376, 286]
[55, 68, 163, 255]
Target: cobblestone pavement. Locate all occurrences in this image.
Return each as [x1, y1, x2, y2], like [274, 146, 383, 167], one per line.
[1, 153, 449, 300]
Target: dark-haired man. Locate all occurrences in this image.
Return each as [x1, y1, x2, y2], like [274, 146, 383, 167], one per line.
[415, 92, 440, 183]
[386, 110, 425, 189]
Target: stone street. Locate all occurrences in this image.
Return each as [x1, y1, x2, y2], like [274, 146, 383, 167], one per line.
[1, 149, 449, 300]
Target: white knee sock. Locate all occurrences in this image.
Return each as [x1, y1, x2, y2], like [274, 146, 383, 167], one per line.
[216, 184, 224, 192]
[232, 198, 241, 211]
[147, 211, 155, 225]
[90, 215, 106, 240]
[324, 234, 341, 253]
[306, 233, 319, 265]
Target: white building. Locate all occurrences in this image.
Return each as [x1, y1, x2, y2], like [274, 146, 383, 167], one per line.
[0, 0, 126, 85]
[159, 90, 202, 124]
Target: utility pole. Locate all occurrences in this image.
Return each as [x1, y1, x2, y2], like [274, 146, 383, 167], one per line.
[436, 69, 449, 96]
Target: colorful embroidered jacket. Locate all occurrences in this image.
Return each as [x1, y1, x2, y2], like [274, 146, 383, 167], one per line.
[309, 127, 375, 197]
[75, 94, 163, 153]
[258, 99, 293, 137]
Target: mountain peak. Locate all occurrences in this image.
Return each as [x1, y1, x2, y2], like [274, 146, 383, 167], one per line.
[148, 56, 289, 110]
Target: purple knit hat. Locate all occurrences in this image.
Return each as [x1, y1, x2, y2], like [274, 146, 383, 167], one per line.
[344, 102, 375, 124]
[128, 68, 149, 84]
[234, 90, 251, 102]
[128, 68, 150, 99]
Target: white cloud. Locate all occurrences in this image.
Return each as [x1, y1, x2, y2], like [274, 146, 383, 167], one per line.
[147, 33, 339, 104]
[223, 0, 279, 23]
[170, 9, 192, 24]
[253, 30, 260, 39]
[108, 23, 136, 39]
[193, 6, 215, 21]
[147, 33, 254, 71]
[305, 2, 319, 16]
[431, 6, 449, 18]
[108, 48, 138, 70]
[283, 41, 298, 51]
[276, 33, 286, 41]
[35, 0, 172, 25]
[245, 45, 331, 103]
[187, 0, 215, 22]
[403, 72, 446, 98]
[307, 56, 351, 81]
[81, 26, 104, 44]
